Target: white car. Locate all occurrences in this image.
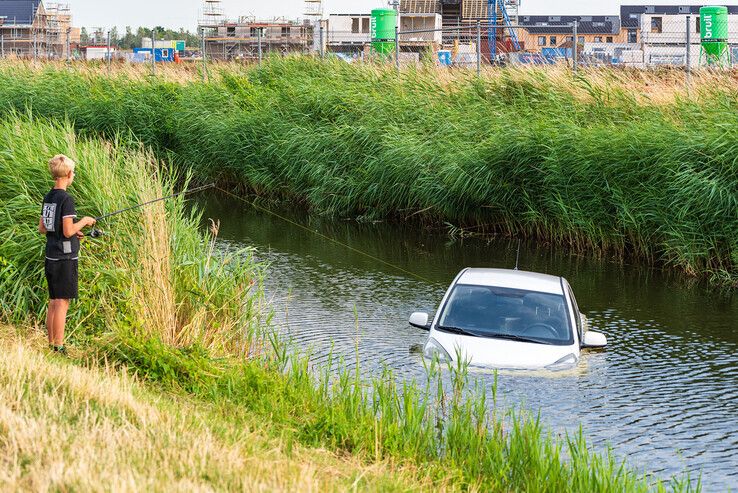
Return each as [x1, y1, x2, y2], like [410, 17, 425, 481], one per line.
[409, 268, 607, 370]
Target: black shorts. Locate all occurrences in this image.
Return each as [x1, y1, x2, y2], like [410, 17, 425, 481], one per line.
[45, 259, 78, 300]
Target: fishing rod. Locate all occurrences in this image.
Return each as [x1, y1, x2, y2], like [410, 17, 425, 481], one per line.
[90, 183, 215, 238]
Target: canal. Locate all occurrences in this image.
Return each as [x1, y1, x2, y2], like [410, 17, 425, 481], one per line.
[200, 192, 738, 489]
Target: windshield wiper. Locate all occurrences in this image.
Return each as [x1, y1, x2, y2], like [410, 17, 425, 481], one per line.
[436, 325, 480, 337]
[485, 333, 548, 345]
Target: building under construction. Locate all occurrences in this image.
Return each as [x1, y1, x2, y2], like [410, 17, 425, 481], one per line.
[198, 0, 313, 60]
[325, 1, 521, 57]
[0, 0, 79, 59]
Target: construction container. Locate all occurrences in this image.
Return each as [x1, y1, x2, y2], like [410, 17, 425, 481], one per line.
[700, 6, 730, 66]
[371, 8, 397, 55]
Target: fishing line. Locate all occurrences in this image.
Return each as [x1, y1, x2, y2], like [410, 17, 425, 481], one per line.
[214, 186, 435, 284]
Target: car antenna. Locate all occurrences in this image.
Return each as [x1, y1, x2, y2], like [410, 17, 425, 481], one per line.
[514, 239, 521, 270]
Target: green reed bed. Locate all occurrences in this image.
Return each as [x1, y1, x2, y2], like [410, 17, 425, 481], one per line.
[0, 115, 696, 491]
[0, 59, 736, 285]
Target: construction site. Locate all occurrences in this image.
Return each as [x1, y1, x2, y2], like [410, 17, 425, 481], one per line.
[0, 1, 79, 59]
[196, 0, 523, 62]
[198, 0, 316, 61]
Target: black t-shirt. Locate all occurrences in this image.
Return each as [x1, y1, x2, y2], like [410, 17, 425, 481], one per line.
[42, 188, 80, 260]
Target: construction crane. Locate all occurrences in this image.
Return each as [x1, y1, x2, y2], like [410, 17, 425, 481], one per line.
[488, 0, 521, 60]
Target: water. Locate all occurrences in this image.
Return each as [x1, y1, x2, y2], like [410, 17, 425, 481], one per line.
[199, 192, 738, 490]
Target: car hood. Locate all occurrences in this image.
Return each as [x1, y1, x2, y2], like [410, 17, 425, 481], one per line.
[430, 329, 579, 370]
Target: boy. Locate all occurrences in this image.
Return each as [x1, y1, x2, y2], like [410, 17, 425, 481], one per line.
[38, 155, 96, 354]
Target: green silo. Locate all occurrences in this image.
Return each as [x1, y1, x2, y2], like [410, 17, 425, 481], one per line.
[700, 6, 730, 66]
[371, 8, 397, 56]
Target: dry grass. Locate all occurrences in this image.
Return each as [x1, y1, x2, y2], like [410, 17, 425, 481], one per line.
[3, 56, 737, 104]
[128, 165, 177, 344]
[0, 326, 433, 492]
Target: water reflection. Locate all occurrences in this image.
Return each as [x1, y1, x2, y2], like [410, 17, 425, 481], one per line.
[198, 192, 738, 489]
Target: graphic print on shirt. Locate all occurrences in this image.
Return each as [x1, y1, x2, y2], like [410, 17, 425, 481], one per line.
[42, 202, 57, 232]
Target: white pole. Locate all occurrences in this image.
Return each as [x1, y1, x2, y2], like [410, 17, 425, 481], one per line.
[686, 15, 691, 86]
[476, 21, 481, 76]
[572, 20, 578, 72]
[151, 28, 156, 76]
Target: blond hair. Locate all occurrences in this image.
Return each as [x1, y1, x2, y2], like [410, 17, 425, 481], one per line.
[48, 154, 76, 179]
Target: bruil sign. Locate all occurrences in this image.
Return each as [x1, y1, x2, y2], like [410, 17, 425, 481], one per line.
[705, 15, 713, 39]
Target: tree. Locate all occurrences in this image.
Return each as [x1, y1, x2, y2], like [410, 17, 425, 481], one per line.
[108, 27, 119, 46]
[120, 26, 135, 50]
[79, 26, 202, 50]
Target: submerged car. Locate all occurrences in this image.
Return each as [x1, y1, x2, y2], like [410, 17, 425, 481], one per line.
[409, 268, 607, 370]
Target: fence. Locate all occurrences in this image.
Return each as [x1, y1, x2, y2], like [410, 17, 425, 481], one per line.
[5, 15, 738, 81]
[322, 23, 577, 74]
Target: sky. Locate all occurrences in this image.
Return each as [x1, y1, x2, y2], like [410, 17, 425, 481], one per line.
[71, 1, 738, 31]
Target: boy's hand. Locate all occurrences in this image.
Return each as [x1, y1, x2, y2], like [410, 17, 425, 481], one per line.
[81, 216, 97, 228]
[76, 231, 85, 239]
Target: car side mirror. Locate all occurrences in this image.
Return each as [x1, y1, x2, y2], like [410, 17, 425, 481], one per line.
[409, 312, 430, 331]
[582, 331, 607, 348]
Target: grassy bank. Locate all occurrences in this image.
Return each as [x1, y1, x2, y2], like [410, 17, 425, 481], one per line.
[0, 115, 696, 490]
[0, 59, 736, 285]
[0, 325, 439, 491]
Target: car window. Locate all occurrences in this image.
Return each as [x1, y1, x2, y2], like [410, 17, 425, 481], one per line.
[437, 284, 574, 345]
[565, 283, 583, 341]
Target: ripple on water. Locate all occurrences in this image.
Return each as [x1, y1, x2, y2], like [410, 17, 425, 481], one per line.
[201, 198, 738, 491]
[259, 252, 738, 490]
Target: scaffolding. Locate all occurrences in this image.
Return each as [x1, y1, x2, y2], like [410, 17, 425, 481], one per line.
[44, 3, 72, 58]
[304, 0, 323, 53]
[463, 0, 519, 23]
[303, 0, 323, 18]
[199, 0, 225, 31]
[203, 19, 312, 61]
[400, 1, 440, 14]
[0, 1, 43, 58]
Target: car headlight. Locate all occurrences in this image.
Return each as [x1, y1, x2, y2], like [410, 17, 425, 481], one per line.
[545, 353, 578, 371]
[423, 337, 452, 362]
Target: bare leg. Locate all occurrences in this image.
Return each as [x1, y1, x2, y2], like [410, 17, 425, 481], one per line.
[51, 299, 70, 347]
[46, 300, 56, 345]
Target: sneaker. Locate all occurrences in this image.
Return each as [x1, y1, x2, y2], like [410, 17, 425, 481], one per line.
[53, 345, 68, 356]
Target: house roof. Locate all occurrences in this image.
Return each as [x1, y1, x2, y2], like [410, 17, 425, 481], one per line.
[0, 0, 42, 25]
[520, 15, 620, 35]
[621, 5, 738, 28]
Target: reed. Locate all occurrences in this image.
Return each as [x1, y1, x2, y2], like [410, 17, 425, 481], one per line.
[0, 114, 264, 353]
[100, 332, 697, 492]
[0, 58, 734, 285]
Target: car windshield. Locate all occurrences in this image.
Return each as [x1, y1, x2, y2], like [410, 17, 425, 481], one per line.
[437, 284, 573, 345]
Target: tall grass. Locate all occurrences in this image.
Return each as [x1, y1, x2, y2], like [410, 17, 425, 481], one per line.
[102, 333, 697, 492]
[0, 58, 734, 285]
[0, 114, 263, 353]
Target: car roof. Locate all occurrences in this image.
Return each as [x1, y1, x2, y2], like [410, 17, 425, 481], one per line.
[456, 268, 564, 295]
